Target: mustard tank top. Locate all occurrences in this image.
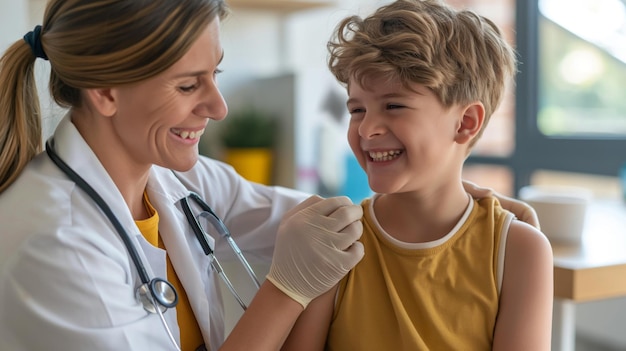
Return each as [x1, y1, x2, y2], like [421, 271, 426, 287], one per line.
[135, 192, 205, 351]
[326, 195, 513, 351]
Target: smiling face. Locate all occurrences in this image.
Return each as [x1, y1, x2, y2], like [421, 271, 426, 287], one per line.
[346, 75, 471, 195]
[117, 18, 227, 172]
[82, 18, 227, 175]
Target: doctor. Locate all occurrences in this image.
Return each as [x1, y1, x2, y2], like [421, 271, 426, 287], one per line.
[0, 1, 366, 350]
[0, 0, 537, 350]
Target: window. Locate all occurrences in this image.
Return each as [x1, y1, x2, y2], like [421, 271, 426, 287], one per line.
[463, 0, 626, 199]
[538, 0, 626, 137]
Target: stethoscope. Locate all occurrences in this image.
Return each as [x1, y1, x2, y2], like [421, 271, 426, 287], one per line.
[45, 138, 260, 351]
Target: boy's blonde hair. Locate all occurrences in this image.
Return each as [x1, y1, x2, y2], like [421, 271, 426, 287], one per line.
[328, 0, 517, 145]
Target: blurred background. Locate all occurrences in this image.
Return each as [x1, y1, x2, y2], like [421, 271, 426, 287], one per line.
[2, 0, 626, 349]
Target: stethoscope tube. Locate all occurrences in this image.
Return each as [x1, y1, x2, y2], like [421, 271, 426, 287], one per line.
[45, 139, 181, 350]
[46, 139, 152, 287]
[189, 192, 261, 290]
[179, 193, 261, 310]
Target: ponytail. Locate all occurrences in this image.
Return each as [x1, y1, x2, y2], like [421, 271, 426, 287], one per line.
[0, 41, 43, 194]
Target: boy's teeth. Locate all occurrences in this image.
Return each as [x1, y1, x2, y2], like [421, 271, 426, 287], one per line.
[369, 150, 402, 162]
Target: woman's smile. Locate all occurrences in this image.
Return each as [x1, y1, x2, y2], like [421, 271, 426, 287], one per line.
[171, 127, 206, 141]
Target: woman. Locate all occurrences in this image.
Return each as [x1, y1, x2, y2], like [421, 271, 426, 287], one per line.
[0, 1, 364, 350]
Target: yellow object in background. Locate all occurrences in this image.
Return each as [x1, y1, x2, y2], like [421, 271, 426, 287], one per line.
[224, 148, 273, 185]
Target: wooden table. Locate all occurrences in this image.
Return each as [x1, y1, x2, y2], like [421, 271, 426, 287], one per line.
[551, 199, 626, 351]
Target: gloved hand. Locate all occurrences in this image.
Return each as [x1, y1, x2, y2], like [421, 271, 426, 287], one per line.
[266, 195, 364, 308]
[462, 180, 540, 229]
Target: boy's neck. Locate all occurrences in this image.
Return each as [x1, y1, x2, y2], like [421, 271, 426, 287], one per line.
[373, 187, 471, 243]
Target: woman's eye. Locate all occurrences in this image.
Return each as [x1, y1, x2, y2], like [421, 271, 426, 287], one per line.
[179, 84, 198, 93]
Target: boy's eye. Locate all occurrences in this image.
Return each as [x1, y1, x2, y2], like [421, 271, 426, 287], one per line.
[349, 107, 365, 114]
[387, 104, 404, 109]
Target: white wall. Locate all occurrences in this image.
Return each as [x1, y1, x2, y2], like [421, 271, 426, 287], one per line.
[219, 0, 391, 83]
[0, 0, 28, 52]
[1, 0, 65, 141]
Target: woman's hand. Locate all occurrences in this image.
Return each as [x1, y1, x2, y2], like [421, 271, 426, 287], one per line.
[266, 195, 364, 308]
[463, 180, 540, 229]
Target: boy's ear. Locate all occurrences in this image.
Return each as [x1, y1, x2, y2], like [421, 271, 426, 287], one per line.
[455, 102, 485, 145]
[83, 88, 118, 117]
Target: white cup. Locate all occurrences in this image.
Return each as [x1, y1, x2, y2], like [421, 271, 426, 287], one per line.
[519, 185, 592, 244]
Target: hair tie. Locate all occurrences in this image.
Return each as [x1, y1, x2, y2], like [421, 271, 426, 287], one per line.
[23, 25, 48, 60]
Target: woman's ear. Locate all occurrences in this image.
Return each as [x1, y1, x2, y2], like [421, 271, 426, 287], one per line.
[83, 88, 117, 117]
[455, 102, 485, 145]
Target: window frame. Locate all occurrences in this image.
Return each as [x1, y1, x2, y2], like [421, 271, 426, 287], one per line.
[466, 0, 626, 194]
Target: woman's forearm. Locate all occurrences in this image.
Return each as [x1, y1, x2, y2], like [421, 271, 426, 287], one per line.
[220, 281, 303, 350]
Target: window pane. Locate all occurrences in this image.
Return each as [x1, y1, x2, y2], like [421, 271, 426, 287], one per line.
[538, 0, 626, 137]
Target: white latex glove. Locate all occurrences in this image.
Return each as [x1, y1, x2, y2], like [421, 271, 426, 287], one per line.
[266, 195, 364, 308]
[462, 180, 540, 229]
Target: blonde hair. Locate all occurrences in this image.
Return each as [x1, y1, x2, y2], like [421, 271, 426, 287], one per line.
[328, 0, 517, 143]
[0, 0, 229, 194]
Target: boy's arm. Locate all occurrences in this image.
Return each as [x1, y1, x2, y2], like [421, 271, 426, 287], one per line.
[281, 285, 339, 351]
[492, 220, 554, 351]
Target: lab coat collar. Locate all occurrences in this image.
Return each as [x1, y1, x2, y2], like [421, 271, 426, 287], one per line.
[51, 115, 139, 236]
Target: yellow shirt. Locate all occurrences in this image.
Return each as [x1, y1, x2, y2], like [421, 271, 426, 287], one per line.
[135, 192, 205, 351]
[326, 195, 513, 351]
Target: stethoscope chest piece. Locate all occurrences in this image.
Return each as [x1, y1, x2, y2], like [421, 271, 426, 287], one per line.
[136, 278, 178, 313]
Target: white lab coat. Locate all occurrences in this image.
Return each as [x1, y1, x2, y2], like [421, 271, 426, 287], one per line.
[0, 117, 309, 351]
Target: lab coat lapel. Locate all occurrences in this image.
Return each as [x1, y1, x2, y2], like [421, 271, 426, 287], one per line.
[52, 116, 162, 278]
[52, 117, 136, 231]
[54, 116, 162, 264]
[146, 168, 219, 346]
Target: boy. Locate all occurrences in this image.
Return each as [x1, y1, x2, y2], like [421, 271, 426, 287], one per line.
[282, 1, 553, 350]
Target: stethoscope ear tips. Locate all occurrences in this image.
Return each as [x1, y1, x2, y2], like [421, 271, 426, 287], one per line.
[136, 278, 178, 314]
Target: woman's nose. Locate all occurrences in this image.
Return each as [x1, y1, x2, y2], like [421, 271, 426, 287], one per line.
[194, 83, 228, 121]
